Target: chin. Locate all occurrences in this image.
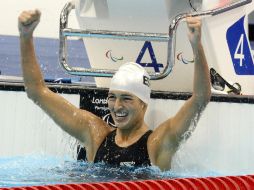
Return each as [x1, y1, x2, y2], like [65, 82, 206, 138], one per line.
[115, 123, 127, 129]
[113, 117, 128, 128]
[115, 121, 131, 129]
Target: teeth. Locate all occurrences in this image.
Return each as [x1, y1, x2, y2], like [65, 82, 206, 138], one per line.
[115, 112, 127, 117]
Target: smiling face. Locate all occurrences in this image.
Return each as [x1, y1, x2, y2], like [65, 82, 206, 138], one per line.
[107, 90, 147, 130]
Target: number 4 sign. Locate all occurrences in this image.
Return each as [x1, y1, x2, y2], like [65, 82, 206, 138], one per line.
[226, 16, 254, 75]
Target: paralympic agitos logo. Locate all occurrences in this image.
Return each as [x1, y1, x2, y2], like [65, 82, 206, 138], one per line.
[105, 50, 124, 62]
[177, 52, 194, 64]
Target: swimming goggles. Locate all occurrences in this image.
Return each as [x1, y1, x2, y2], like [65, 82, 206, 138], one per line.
[210, 68, 241, 95]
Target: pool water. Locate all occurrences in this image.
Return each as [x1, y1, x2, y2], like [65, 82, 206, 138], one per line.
[0, 154, 220, 188]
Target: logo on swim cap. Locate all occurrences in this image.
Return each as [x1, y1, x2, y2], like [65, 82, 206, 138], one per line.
[143, 76, 150, 87]
[109, 62, 151, 104]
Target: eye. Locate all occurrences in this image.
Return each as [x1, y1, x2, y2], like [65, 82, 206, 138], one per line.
[123, 96, 133, 101]
[107, 95, 116, 101]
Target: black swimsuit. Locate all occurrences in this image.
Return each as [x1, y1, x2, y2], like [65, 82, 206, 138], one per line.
[94, 130, 152, 167]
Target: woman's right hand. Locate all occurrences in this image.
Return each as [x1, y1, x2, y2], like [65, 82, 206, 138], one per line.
[18, 9, 41, 39]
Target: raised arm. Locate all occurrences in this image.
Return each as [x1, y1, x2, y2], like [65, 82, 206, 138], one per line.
[18, 10, 111, 157]
[169, 17, 211, 140]
[148, 17, 211, 170]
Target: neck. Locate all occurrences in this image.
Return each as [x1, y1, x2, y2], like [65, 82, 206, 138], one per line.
[115, 121, 148, 147]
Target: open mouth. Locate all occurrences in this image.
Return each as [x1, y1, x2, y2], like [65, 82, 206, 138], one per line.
[114, 111, 128, 121]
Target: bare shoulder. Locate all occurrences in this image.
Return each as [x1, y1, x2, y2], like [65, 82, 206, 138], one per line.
[88, 113, 114, 143]
[77, 108, 113, 143]
[80, 111, 114, 161]
[147, 119, 177, 167]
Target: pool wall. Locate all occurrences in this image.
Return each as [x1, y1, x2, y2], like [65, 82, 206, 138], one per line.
[0, 89, 78, 158]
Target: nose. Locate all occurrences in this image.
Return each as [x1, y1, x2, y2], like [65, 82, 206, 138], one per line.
[114, 98, 123, 110]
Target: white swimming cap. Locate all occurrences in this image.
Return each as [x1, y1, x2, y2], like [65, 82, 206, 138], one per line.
[109, 62, 151, 104]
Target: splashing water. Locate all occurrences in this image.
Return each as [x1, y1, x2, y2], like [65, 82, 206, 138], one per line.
[0, 153, 222, 188]
[0, 154, 190, 188]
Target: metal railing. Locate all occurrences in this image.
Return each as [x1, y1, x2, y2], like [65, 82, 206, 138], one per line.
[59, 0, 252, 80]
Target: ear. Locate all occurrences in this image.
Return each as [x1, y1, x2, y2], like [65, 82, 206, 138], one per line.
[141, 102, 148, 111]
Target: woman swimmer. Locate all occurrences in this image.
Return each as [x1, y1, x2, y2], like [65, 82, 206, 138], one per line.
[18, 9, 211, 170]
